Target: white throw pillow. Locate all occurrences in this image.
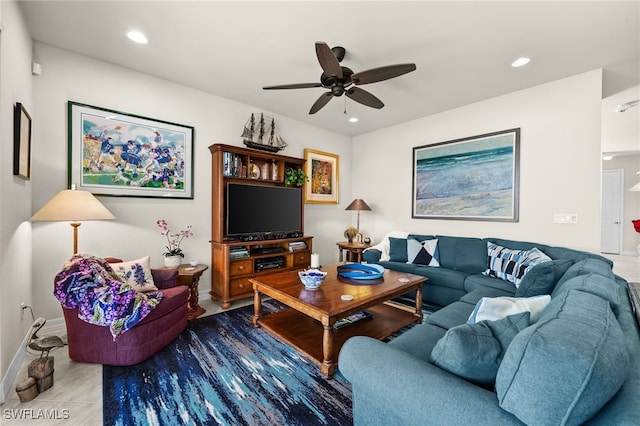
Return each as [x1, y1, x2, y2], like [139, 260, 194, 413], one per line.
[467, 295, 551, 324]
[109, 256, 158, 293]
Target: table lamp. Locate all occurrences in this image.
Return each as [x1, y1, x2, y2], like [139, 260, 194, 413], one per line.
[345, 198, 372, 236]
[31, 185, 115, 254]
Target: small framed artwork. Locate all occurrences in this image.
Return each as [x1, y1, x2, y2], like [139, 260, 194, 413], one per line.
[304, 148, 339, 204]
[13, 103, 32, 180]
[412, 128, 520, 222]
[68, 101, 194, 198]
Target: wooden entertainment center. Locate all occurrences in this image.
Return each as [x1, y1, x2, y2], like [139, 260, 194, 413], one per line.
[208, 143, 313, 308]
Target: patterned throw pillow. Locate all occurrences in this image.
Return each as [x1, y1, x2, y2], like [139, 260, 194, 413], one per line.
[109, 256, 158, 293]
[407, 238, 440, 267]
[483, 242, 551, 287]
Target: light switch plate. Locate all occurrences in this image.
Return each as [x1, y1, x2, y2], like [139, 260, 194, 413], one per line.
[553, 213, 578, 224]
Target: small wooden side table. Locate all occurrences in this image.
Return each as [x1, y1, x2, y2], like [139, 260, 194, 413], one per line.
[336, 241, 371, 263]
[175, 264, 209, 321]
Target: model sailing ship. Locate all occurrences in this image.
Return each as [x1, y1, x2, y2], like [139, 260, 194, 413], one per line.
[242, 113, 287, 153]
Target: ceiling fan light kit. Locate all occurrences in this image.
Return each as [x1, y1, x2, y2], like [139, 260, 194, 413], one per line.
[263, 42, 416, 115]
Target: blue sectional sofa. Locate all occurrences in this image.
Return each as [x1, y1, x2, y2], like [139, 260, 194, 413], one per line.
[339, 233, 640, 425]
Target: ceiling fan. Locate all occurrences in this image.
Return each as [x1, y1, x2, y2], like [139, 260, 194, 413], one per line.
[263, 42, 417, 114]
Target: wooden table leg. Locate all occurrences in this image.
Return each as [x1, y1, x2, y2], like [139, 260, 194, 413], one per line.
[252, 290, 262, 327]
[415, 286, 424, 323]
[321, 323, 335, 378]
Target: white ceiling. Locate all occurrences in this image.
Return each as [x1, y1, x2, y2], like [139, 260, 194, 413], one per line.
[18, 1, 640, 142]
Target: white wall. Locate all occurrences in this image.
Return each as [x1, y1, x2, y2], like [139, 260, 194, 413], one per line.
[30, 43, 351, 320]
[352, 70, 604, 253]
[0, 0, 34, 404]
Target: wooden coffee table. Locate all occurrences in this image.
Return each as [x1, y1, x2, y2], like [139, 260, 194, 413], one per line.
[250, 263, 426, 378]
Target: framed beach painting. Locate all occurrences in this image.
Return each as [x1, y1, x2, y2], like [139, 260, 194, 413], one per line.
[304, 149, 339, 204]
[68, 102, 194, 198]
[412, 128, 520, 222]
[13, 102, 32, 180]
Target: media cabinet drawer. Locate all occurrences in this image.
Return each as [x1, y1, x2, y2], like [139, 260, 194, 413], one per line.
[230, 277, 253, 297]
[230, 259, 253, 277]
[292, 251, 310, 267]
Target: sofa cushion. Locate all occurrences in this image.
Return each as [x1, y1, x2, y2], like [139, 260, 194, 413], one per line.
[552, 273, 624, 316]
[413, 266, 467, 291]
[496, 290, 630, 426]
[377, 261, 420, 275]
[407, 238, 440, 267]
[109, 256, 158, 292]
[484, 242, 552, 288]
[464, 273, 518, 293]
[515, 258, 573, 297]
[459, 287, 516, 305]
[426, 301, 476, 330]
[467, 295, 551, 324]
[388, 237, 408, 262]
[430, 312, 530, 386]
[556, 258, 616, 287]
[435, 236, 487, 273]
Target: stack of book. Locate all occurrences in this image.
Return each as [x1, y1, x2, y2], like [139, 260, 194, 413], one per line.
[288, 241, 307, 252]
[229, 246, 249, 259]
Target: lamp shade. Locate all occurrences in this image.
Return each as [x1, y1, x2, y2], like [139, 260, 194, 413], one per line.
[31, 189, 115, 222]
[630, 182, 640, 192]
[345, 199, 372, 211]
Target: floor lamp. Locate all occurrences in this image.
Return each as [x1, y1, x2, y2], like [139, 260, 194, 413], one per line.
[31, 186, 115, 254]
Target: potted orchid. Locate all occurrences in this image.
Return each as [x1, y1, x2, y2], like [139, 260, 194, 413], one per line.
[157, 219, 193, 267]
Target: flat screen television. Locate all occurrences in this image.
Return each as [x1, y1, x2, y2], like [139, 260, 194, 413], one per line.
[226, 183, 302, 239]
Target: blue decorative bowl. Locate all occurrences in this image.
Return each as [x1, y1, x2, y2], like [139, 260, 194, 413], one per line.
[298, 269, 327, 290]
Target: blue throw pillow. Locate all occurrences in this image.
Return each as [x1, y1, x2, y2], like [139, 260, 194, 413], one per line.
[388, 237, 408, 263]
[515, 258, 573, 297]
[430, 312, 530, 386]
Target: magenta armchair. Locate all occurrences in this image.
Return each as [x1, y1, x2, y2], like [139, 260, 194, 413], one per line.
[62, 265, 189, 365]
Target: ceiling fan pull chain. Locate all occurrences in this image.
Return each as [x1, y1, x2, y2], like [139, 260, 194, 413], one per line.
[344, 97, 348, 115]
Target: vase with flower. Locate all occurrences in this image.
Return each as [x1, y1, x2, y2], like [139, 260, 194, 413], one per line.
[157, 219, 193, 268]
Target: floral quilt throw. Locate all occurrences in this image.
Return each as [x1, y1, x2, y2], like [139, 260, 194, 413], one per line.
[54, 254, 163, 340]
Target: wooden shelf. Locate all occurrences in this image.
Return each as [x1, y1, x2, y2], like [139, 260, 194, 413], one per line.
[257, 303, 418, 366]
[208, 143, 310, 308]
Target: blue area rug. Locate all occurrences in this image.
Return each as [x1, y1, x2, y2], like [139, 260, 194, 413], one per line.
[103, 300, 353, 425]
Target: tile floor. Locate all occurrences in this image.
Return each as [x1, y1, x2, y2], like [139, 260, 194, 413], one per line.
[2, 254, 638, 425]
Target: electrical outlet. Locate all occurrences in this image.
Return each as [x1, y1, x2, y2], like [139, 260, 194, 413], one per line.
[553, 213, 578, 224]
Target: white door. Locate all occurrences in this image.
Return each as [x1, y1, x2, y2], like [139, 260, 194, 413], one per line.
[601, 170, 623, 254]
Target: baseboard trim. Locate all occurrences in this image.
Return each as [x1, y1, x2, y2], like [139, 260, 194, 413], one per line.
[1, 331, 30, 405]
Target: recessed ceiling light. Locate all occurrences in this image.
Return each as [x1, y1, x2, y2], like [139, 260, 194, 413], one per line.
[511, 57, 530, 68]
[348, 117, 359, 123]
[127, 31, 148, 44]
[602, 155, 613, 161]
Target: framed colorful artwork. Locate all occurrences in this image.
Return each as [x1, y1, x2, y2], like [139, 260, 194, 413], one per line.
[13, 102, 32, 180]
[412, 128, 520, 221]
[304, 148, 339, 204]
[68, 101, 194, 198]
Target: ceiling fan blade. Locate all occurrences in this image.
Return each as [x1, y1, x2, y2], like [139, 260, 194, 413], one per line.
[309, 92, 333, 114]
[315, 42, 343, 79]
[351, 63, 416, 85]
[263, 83, 323, 90]
[346, 87, 384, 109]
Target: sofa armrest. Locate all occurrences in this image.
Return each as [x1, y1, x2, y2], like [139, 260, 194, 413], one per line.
[339, 336, 522, 425]
[151, 268, 179, 289]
